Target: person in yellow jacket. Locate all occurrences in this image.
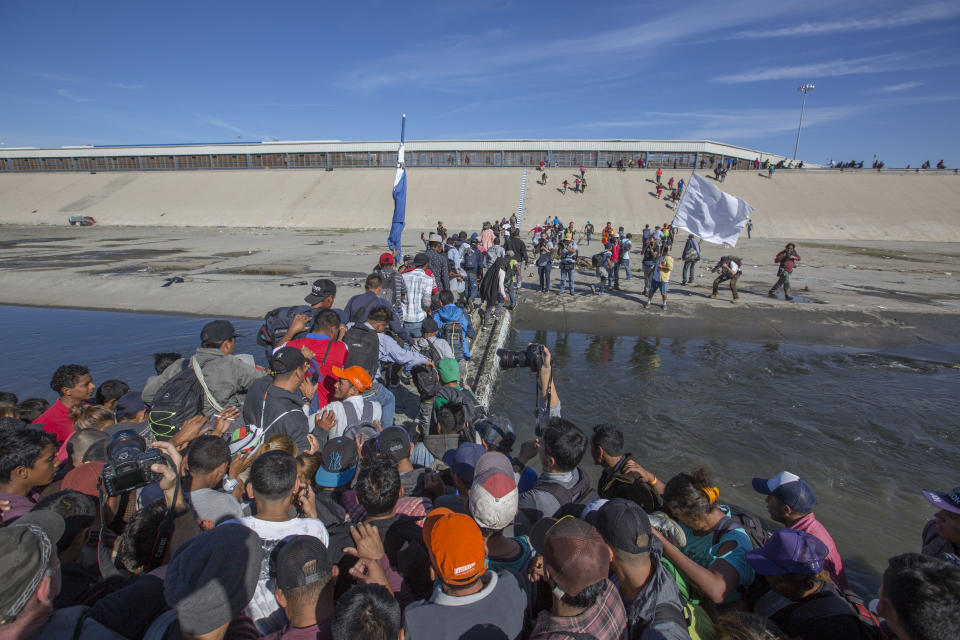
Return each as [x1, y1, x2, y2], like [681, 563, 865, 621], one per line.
[646, 245, 674, 311]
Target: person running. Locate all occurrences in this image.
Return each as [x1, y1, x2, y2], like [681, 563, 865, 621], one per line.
[646, 245, 673, 310]
[769, 243, 801, 300]
[574, 177, 581, 193]
[584, 221, 594, 245]
[562, 179, 569, 194]
[579, 165, 585, 180]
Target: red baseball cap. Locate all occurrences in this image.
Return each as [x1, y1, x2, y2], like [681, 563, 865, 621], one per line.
[379, 252, 395, 265]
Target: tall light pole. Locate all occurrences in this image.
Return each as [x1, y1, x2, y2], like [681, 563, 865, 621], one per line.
[793, 83, 815, 161]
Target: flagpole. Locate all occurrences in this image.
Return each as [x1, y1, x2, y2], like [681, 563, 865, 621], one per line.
[670, 170, 695, 231]
[387, 114, 407, 253]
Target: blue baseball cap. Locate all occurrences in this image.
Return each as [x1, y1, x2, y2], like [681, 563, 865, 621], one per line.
[923, 486, 960, 516]
[442, 442, 486, 484]
[752, 471, 817, 513]
[314, 437, 358, 488]
[746, 528, 828, 576]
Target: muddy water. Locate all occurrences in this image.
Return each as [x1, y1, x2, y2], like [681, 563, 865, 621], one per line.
[2, 305, 957, 595]
[490, 329, 960, 594]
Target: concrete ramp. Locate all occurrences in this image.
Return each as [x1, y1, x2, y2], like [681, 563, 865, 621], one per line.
[1, 168, 958, 241]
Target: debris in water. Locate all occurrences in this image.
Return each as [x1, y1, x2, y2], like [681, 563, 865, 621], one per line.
[161, 276, 185, 288]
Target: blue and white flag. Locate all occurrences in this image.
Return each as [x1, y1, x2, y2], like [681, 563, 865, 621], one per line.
[671, 172, 753, 246]
[387, 115, 407, 252]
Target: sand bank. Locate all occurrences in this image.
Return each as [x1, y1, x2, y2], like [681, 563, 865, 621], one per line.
[1, 225, 958, 350]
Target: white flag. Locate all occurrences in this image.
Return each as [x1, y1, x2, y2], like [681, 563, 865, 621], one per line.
[671, 172, 753, 246]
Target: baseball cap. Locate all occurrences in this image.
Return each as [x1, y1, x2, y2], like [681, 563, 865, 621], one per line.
[428, 233, 443, 243]
[376, 426, 410, 462]
[922, 486, 960, 516]
[379, 252, 395, 265]
[343, 423, 379, 444]
[436, 358, 460, 384]
[164, 523, 264, 636]
[275, 535, 333, 591]
[0, 510, 65, 623]
[331, 365, 372, 392]
[114, 391, 145, 419]
[423, 507, 485, 585]
[593, 498, 653, 555]
[746, 528, 828, 576]
[529, 516, 611, 598]
[752, 471, 817, 513]
[314, 436, 359, 488]
[200, 320, 236, 344]
[474, 416, 515, 452]
[442, 442, 486, 484]
[305, 279, 337, 305]
[60, 461, 106, 497]
[413, 253, 429, 267]
[270, 346, 308, 375]
[469, 452, 518, 531]
[421, 317, 439, 334]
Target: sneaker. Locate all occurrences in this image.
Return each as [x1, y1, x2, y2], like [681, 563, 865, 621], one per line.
[662, 302, 666, 310]
[768, 292, 777, 298]
[785, 295, 794, 301]
[732, 298, 739, 304]
[710, 294, 717, 299]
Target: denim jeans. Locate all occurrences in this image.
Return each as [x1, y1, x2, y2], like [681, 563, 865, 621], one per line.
[559, 267, 575, 292]
[403, 321, 423, 339]
[465, 272, 478, 303]
[366, 382, 396, 428]
[642, 261, 656, 294]
[538, 266, 551, 291]
[621, 258, 631, 279]
[611, 262, 620, 287]
[682, 260, 698, 283]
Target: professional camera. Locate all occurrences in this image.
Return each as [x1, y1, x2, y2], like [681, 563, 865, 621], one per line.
[497, 343, 545, 372]
[100, 429, 166, 497]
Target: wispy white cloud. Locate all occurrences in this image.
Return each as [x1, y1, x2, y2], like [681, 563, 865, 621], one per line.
[338, 2, 799, 93]
[56, 88, 94, 103]
[201, 115, 246, 135]
[731, 2, 960, 39]
[874, 81, 924, 93]
[713, 53, 955, 83]
[251, 102, 333, 107]
[112, 83, 146, 90]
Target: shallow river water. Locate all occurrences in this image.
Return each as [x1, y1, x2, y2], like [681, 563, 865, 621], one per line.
[2, 305, 957, 594]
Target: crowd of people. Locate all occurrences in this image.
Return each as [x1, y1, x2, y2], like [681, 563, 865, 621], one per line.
[0, 216, 957, 640]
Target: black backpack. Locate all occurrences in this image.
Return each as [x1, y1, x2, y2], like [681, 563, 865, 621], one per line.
[257, 305, 316, 352]
[411, 340, 441, 398]
[591, 252, 603, 267]
[147, 360, 204, 440]
[343, 323, 381, 378]
[779, 586, 889, 640]
[711, 505, 776, 549]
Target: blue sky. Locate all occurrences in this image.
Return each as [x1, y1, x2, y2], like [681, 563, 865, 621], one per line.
[1, 1, 958, 166]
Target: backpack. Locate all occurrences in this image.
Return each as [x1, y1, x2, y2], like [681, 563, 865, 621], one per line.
[462, 245, 477, 270]
[379, 270, 403, 310]
[343, 323, 381, 378]
[780, 586, 889, 640]
[257, 305, 316, 353]
[728, 256, 743, 268]
[442, 321, 465, 360]
[532, 468, 599, 514]
[598, 456, 664, 513]
[411, 340, 441, 398]
[147, 358, 221, 440]
[711, 505, 775, 550]
[591, 252, 603, 267]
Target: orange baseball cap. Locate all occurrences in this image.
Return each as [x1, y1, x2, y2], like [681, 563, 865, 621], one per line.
[330, 365, 372, 393]
[422, 507, 485, 585]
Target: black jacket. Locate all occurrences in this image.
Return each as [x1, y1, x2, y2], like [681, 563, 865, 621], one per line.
[506, 236, 528, 264]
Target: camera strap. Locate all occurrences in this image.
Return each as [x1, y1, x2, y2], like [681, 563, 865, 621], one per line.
[95, 478, 131, 580]
[147, 460, 183, 571]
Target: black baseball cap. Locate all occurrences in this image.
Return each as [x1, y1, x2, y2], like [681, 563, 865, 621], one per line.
[115, 391, 145, 419]
[376, 426, 410, 462]
[200, 320, 236, 344]
[275, 535, 333, 591]
[593, 498, 653, 554]
[270, 346, 307, 375]
[305, 279, 336, 305]
[314, 436, 359, 488]
[475, 416, 515, 452]
[413, 253, 429, 267]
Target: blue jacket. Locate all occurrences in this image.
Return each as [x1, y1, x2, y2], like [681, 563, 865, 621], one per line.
[433, 304, 475, 359]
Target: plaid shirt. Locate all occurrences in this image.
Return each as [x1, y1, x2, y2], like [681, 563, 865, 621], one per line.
[530, 579, 627, 640]
[340, 490, 431, 524]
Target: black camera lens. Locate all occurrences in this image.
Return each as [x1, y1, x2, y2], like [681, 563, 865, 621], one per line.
[497, 348, 529, 370]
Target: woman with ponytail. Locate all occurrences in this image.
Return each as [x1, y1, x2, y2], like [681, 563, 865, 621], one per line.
[655, 467, 756, 606]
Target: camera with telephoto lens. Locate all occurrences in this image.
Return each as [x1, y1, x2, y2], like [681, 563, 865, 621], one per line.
[100, 429, 167, 497]
[497, 343, 545, 372]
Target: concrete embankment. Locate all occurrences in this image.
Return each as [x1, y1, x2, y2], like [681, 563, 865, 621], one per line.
[1, 168, 959, 241]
